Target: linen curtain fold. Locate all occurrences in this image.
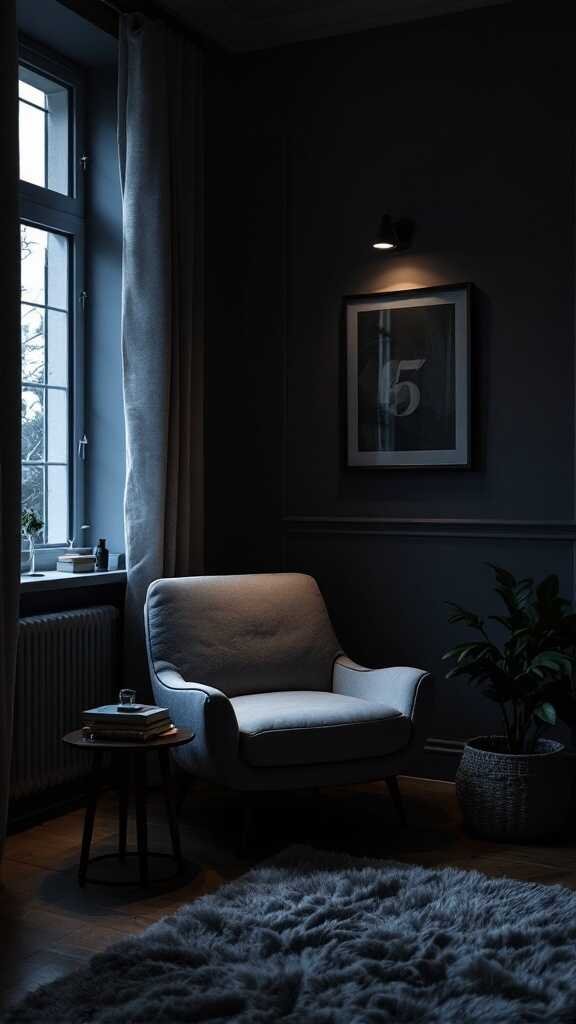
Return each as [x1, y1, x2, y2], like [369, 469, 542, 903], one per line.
[118, 15, 205, 694]
[0, 0, 22, 863]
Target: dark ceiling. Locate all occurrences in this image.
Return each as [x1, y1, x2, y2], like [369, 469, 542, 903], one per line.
[155, 0, 512, 51]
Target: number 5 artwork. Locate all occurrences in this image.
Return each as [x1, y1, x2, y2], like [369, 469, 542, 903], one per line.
[345, 284, 470, 468]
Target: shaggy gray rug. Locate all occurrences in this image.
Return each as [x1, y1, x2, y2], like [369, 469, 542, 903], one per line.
[5, 845, 576, 1023]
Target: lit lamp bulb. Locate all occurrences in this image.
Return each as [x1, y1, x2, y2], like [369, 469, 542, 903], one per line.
[373, 214, 397, 250]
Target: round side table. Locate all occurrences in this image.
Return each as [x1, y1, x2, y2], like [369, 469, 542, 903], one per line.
[63, 728, 194, 888]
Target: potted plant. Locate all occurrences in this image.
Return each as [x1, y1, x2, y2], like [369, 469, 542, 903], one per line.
[21, 507, 44, 576]
[443, 564, 576, 840]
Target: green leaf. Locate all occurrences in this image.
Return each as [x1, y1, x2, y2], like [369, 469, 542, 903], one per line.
[446, 603, 485, 631]
[511, 633, 531, 652]
[537, 575, 559, 605]
[485, 563, 516, 588]
[530, 652, 574, 676]
[488, 615, 513, 629]
[444, 641, 501, 667]
[494, 586, 521, 617]
[445, 666, 472, 680]
[442, 642, 481, 661]
[445, 661, 491, 680]
[456, 643, 491, 664]
[534, 702, 557, 725]
[514, 580, 534, 611]
[21, 506, 43, 536]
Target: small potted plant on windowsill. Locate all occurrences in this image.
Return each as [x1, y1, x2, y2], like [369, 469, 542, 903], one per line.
[443, 564, 576, 840]
[21, 507, 44, 576]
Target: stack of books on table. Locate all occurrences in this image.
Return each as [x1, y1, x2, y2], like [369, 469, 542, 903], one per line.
[80, 704, 175, 742]
[57, 553, 96, 573]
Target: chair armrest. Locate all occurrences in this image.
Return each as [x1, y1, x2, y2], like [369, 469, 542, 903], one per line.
[152, 667, 239, 778]
[332, 655, 430, 721]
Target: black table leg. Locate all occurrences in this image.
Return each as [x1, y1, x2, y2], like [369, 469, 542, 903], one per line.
[79, 750, 104, 887]
[158, 748, 183, 871]
[117, 752, 130, 862]
[134, 755, 149, 886]
[175, 772, 193, 816]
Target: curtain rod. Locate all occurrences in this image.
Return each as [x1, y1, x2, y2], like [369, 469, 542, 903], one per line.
[95, 0, 225, 54]
[98, 0, 123, 13]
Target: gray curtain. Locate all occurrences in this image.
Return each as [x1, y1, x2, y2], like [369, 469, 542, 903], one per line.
[0, 0, 21, 862]
[118, 15, 205, 694]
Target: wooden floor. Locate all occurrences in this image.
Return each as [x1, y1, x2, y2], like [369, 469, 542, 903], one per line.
[1, 775, 575, 1013]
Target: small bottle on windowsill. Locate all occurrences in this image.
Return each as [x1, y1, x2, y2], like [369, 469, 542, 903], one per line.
[94, 538, 109, 572]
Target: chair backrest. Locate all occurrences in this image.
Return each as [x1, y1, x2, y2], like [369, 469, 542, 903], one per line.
[145, 573, 342, 697]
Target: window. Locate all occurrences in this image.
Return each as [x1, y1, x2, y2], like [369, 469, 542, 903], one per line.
[19, 43, 85, 549]
[19, 67, 70, 195]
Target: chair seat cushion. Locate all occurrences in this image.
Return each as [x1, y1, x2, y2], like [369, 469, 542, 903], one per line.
[230, 690, 412, 768]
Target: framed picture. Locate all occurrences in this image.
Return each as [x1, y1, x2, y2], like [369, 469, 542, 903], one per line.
[345, 283, 470, 468]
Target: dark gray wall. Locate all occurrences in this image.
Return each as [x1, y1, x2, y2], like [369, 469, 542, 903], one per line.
[206, 6, 576, 776]
[17, 0, 117, 66]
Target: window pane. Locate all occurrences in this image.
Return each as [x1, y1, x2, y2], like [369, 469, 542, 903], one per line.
[20, 224, 46, 305]
[20, 225, 68, 311]
[22, 387, 45, 462]
[19, 99, 46, 188]
[19, 80, 46, 107]
[22, 465, 45, 544]
[47, 465, 68, 544]
[46, 309, 68, 386]
[47, 388, 67, 462]
[46, 89, 69, 195]
[19, 65, 70, 196]
[46, 231, 68, 310]
[21, 305, 45, 384]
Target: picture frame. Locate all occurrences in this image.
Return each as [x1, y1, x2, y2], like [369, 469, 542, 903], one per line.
[345, 283, 470, 468]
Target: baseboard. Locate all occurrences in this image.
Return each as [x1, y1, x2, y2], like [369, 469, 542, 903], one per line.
[8, 778, 90, 834]
[400, 774, 455, 785]
[424, 737, 467, 756]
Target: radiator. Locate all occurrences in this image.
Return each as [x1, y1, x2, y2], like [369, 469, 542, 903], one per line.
[11, 605, 121, 799]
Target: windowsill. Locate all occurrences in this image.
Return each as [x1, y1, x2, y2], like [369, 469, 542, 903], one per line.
[20, 569, 127, 592]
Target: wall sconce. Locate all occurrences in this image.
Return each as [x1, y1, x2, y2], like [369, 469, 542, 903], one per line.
[372, 214, 414, 252]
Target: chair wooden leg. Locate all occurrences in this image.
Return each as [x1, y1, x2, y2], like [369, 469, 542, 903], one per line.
[385, 775, 407, 827]
[175, 772, 193, 816]
[238, 804, 253, 858]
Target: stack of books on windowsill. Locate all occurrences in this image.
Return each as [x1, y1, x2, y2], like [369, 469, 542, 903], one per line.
[56, 553, 96, 573]
[80, 704, 175, 742]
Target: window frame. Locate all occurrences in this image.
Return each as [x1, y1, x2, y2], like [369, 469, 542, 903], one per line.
[18, 38, 86, 556]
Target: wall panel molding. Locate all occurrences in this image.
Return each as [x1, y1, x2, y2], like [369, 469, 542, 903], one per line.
[284, 516, 576, 541]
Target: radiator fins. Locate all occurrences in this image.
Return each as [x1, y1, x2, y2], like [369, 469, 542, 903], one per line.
[11, 606, 120, 799]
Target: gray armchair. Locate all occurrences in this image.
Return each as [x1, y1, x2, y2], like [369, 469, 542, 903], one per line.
[144, 573, 431, 820]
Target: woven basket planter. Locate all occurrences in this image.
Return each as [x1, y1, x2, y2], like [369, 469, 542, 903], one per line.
[456, 735, 570, 841]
